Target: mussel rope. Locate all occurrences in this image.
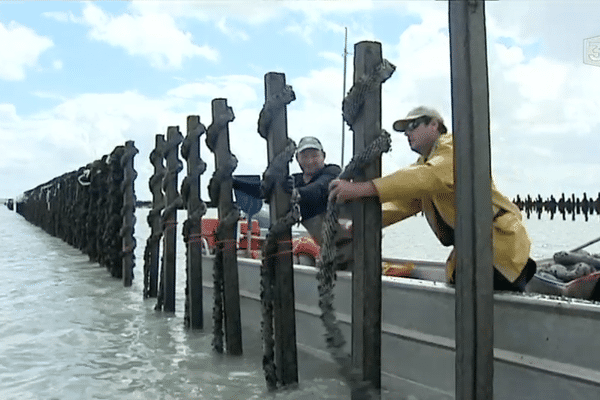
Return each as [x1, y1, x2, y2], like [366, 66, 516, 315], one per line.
[318, 129, 392, 397]
[259, 139, 299, 390]
[342, 59, 396, 127]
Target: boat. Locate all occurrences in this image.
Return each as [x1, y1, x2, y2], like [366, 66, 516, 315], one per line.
[197, 216, 600, 399]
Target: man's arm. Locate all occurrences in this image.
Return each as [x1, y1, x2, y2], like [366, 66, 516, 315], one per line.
[295, 166, 341, 209]
[328, 179, 378, 203]
[231, 176, 262, 199]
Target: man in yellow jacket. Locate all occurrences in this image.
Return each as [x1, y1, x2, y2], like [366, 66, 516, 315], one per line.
[328, 106, 536, 291]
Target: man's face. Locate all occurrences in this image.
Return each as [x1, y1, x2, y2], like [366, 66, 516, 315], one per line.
[404, 118, 439, 156]
[297, 148, 325, 176]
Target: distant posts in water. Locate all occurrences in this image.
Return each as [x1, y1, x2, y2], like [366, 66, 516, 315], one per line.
[143, 134, 166, 298]
[156, 126, 184, 313]
[15, 141, 138, 284]
[512, 192, 599, 221]
[107, 146, 126, 278]
[121, 140, 139, 287]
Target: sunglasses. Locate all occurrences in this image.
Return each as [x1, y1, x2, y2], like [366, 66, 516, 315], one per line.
[406, 117, 429, 132]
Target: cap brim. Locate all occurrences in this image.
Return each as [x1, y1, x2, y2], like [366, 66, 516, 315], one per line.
[297, 145, 322, 153]
[392, 113, 426, 132]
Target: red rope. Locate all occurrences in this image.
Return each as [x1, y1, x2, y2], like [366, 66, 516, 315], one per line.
[262, 240, 293, 261]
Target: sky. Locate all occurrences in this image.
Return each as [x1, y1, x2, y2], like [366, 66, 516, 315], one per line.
[2, 0, 600, 204]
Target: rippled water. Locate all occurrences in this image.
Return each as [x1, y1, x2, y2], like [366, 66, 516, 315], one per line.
[2, 205, 599, 400]
[0, 208, 350, 400]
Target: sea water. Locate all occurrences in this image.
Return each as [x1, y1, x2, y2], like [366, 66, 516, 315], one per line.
[0, 207, 349, 400]
[1, 206, 599, 400]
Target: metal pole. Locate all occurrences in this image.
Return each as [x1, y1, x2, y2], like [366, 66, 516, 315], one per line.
[449, 1, 494, 399]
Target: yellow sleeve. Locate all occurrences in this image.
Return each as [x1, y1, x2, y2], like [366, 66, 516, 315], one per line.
[381, 200, 421, 227]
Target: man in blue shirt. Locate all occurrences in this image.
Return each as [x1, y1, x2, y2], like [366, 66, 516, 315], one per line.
[233, 136, 341, 244]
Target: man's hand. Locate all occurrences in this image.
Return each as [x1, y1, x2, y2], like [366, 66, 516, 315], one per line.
[328, 179, 378, 203]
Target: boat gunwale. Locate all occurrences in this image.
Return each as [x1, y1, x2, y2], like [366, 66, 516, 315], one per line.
[204, 254, 600, 316]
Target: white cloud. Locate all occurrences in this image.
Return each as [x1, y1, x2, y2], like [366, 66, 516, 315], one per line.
[79, 3, 219, 69]
[0, 92, 183, 197]
[0, 103, 19, 122]
[130, 1, 286, 25]
[166, 75, 261, 107]
[216, 17, 249, 41]
[52, 60, 63, 70]
[0, 21, 53, 81]
[42, 11, 73, 23]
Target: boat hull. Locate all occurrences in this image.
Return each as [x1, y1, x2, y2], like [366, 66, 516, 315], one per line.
[201, 255, 600, 399]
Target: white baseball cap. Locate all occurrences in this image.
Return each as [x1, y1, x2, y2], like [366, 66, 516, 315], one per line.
[392, 106, 444, 132]
[297, 136, 324, 153]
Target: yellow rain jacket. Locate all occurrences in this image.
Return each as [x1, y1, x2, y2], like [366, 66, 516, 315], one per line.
[372, 133, 531, 284]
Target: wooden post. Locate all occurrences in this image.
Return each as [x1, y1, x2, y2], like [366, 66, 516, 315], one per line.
[350, 41, 383, 389]
[449, 1, 494, 399]
[211, 98, 243, 354]
[162, 126, 183, 312]
[183, 116, 207, 329]
[121, 140, 138, 287]
[263, 72, 298, 385]
[145, 134, 166, 298]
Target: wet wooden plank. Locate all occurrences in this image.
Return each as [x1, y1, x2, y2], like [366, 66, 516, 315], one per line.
[212, 99, 243, 354]
[263, 72, 299, 385]
[184, 116, 206, 329]
[351, 41, 383, 389]
[163, 126, 183, 312]
[449, 1, 494, 399]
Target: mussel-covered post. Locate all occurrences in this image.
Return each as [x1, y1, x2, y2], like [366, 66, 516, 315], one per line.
[207, 98, 242, 354]
[349, 41, 386, 389]
[107, 146, 125, 278]
[181, 116, 208, 329]
[143, 134, 166, 298]
[160, 127, 184, 312]
[260, 72, 298, 386]
[121, 140, 138, 287]
[449, 1, 494, 399]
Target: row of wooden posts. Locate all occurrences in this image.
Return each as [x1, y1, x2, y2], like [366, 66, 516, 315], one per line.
[138, 44, 394, 393]
[15, 142, 138, 285]
[141, 82, 301, 380]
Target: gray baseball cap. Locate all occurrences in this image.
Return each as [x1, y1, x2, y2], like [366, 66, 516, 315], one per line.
[392, 106, 444, 132]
